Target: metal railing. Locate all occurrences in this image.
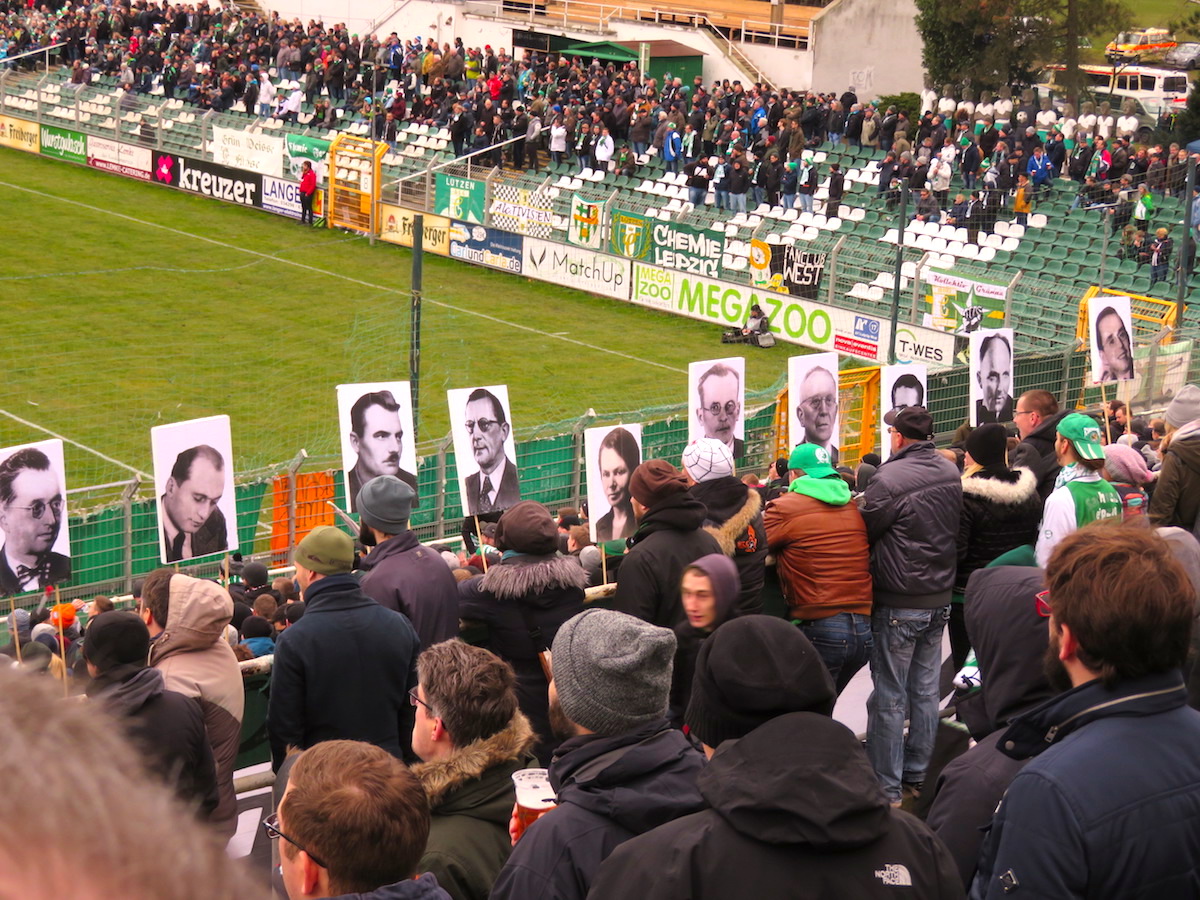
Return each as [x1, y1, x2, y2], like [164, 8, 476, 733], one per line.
[738, 18, 810, 50]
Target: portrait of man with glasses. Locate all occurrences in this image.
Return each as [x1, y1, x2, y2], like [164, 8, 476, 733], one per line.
[0, 440, 71, 596]
[450, 385, 521, 516]
[691, 358, 746, 459]
[789, 352, 840, 458]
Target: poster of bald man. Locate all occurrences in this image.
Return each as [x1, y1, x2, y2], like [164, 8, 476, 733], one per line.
[337, 383, 419, 513]
[970, 328, 1015, 426]
[688, 357, 746, 459]
[789, 353, 840, 455]
[0, 439, 71, 596]
[151, 415, 239, 564]
[448, 385, 521, 516]
[880, 365, 928, 461]
[1088, 296, 1136, 385]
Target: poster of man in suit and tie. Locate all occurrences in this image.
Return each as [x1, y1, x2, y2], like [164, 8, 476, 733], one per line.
[0, 438, 71, 596]
[152, 415, 239, 564]
[448, 385, 521, 516]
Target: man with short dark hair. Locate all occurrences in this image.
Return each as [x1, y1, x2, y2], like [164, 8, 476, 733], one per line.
[275, 740, 451, 899]
[160, 444, 228, 562]
[410, 641, 538, 900]
[357, 476, 459, 649]
[0, 447, 70, 594]
[695, 363, 744, 459]
[1009, 389, 1065, 499]
[268, 526, 420, 770]
[971, 526, 1200, 898]
[463, 388, 520, 515]
[347, 390, 419, 513]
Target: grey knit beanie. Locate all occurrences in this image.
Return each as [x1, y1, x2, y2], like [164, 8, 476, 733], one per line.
[551, 609, 675, 737]
[1165, 384, 1200, 429]
[357, 475, 414, 533]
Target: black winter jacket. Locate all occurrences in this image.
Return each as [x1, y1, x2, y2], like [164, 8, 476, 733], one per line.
[1008, 411, 1069, 500]
[588, 713, 964, 900]
[955, 467, 1042, 592]
[926, 567, 1055, 888]
[860, 441, 963, 608]
[268, 573, 420, 769]
[359, 529, 460, 650]
[1150, 421, 1200, 530]
[690, 477, 767, 616]
[612, 494, 723, 627]
[490, 720, 705, 900]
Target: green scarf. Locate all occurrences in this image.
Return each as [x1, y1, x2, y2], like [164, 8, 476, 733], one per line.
[788, 475, 851, 505]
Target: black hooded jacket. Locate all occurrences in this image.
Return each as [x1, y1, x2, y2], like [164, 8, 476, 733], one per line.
[689, 477, 767, 616]
[926, 566, 1054, 887]
[1008, 410, 1069, 500]
[612, 494, 723, 627]
[588, 713, 964, 899]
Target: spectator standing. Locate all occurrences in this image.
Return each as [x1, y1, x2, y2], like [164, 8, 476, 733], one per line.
[1148, 384, 1200, 528]
[1009, 390, 1066, 499]
[1149, 227, 1173, 286]
[357, 476, 459, 650]
[669, 553, 740, 725]
[299, 161, 317, 225]
[763, 442, 873, 693]
[860, 406, 963, 807]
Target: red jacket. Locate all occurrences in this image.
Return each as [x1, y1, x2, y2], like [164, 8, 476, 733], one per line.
[300, 169, 317, 196]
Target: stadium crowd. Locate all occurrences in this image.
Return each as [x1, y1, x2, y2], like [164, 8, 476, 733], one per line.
[6, 381, 1200, 900]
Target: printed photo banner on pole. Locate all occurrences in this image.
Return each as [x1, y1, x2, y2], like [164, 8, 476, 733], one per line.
[449, 221, 523, 273]
[969, 328, 1015, 426]
[1088, 295, 1136, 385]
[0, 438, 72, 594]
[748, 239, 826, 300]
[584, 424, 643, 543]
[151, 415, 239, 565]
[434, 173, 486, 224]
[788, 353, 840, 455]
[337, 382, 419, 513]
[609, 209, 724, 277]
[208, 125, 285, 178]
[923, 268, 1008, 333]
[880, 364, 928, 460]
[447, 385, 521, 517]
[568, 194, 602, 249]
[489, 184, 554, 237]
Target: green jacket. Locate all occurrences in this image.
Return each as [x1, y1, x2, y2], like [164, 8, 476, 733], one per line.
[414, 712, 538, 900]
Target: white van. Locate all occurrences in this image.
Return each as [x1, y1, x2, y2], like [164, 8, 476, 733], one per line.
[1038, 64, 1190, 114]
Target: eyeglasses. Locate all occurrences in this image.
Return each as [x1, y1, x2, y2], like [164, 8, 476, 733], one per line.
[408, 686, 434, 714]
[6, 498, 63, 519]
[799, 396, 837, 412]
[1035, 590, 1052, 618]
[262, 813, 328, 869]
[465, 418, 500, 434]
[1013, 409, 1032, 419]
[702, 401, 740, 418]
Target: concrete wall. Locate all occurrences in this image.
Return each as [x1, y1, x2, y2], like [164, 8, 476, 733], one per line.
[266, 0, 396, 33]
[738, 42, 815, 91]
[810, 0, 923, 101]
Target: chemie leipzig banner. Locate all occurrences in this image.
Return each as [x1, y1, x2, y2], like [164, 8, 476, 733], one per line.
[749, 240, 825, 301]
[209, 126, 284, 177]
[284, 134, 330, 180]
[568, 194, 602, 249]
[923, 268, 1008, 333]
[434, 173, 485, 223]
[152, 152, 262, 207]
[450, 221, 523, 273]
[609, 209, 724, 277]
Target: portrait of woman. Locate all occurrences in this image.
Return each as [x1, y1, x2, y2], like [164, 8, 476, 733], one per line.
[589, 425, 642, 542]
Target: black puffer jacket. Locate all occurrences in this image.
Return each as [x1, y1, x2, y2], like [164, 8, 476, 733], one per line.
[459, 555, 586, 763]
[612, 494, 723, 627]
[926, 567, 1054, 888]
[690, 477, 767, 616]
[1009, 411, 1069, 500]
[955, 466, 1042, 592]
[860, 441, 963, 608]
[588, 713, 964, 900]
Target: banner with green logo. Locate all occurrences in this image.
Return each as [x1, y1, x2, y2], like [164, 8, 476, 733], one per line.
[923, 268, 1008, 334]
[435, 174, 486, 224]
[284, 134, 330, 180]
[609, 209, 723, 278]
[40, 124, 86, 164]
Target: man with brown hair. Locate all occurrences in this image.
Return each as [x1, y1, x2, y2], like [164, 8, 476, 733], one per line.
[410, 641, 537, 900]
[971, 525, 1200, 898]
[274, 740, 451, 899]
[1009, 389, 1066, 499]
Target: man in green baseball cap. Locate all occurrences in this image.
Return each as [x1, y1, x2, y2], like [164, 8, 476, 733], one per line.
[762, 443, 872, 693]
[1035, 413, 1122, 566]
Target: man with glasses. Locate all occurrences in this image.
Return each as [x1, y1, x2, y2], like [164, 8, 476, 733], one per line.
[268, 526, 420, 772]
[269, 740, 452, 899]
[463, 388, 520, 515]
[0, 447, 71, 595]
[696, 363, 744, 459]
[796, 366, 839, 458]
[971, 526, 1200, 899]
[1009, 390, 1066, 500]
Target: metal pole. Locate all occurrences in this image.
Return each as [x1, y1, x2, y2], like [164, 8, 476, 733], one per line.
[410, 213, 425, 442]
[888, 180, 909, 365]
[121, 478, 140, 595]
[1178, 158, 1196, 331]
[286, 449, 307, 563]
[1098, 218, 1109, 289]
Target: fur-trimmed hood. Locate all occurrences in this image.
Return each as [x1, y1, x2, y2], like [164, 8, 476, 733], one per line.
[961, 467, 1037, 506]
[413, 711, 537, 808]
[704, 488, 763, 556]
[479, 554, 588, 604]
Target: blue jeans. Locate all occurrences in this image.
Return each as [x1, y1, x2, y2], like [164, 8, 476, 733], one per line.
[782, 192, 796, 209]
[866, 604, 949, 801]
[799, 612, 872, 695]
[798, 193, 814, 213]
[730, 192, 746, 212]
[688, 186, 706, 206]
[715, 189, 729, 210]
[632, 141, 647, 157]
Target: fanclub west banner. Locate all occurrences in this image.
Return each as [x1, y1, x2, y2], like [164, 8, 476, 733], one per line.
[0, 115, 39, 153]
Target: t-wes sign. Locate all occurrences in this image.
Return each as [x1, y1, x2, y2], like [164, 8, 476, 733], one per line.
[153, 152, 262, 207]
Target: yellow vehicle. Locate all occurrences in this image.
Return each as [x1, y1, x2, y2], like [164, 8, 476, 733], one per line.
[1106, 28, 1177, 63]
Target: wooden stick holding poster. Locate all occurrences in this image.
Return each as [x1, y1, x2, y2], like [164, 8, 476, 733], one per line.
[600, 544, 607, 586]
[9, 596, 21, 663]
[1100, 382, 1113, 445]
[54, 586, 68, 698]
[474, 516, 488, 573]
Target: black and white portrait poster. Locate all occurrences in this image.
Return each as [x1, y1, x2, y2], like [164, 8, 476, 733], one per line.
[880, 365, 928, 461]
[0, 438, 71, 595]
[1089, 295, 1136, 385]
[151, 415, 238, 564]
[584, 424, 643, 543]
[969, 328, 1015, 427]
[448, 385, 521, 516]
[688, 357, 746, 459]
[336, 382, 419, 513]
[788, 353, 840, 454]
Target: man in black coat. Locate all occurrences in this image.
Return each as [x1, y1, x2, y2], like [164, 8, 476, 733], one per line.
[612, 460, 722, 628]
[589, 617, 963, 899]
[268, 526, 420, 770]
[357, 476, 458, 650]
[83, 611, 219, 818]
[1008, 389, 1067, 500]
